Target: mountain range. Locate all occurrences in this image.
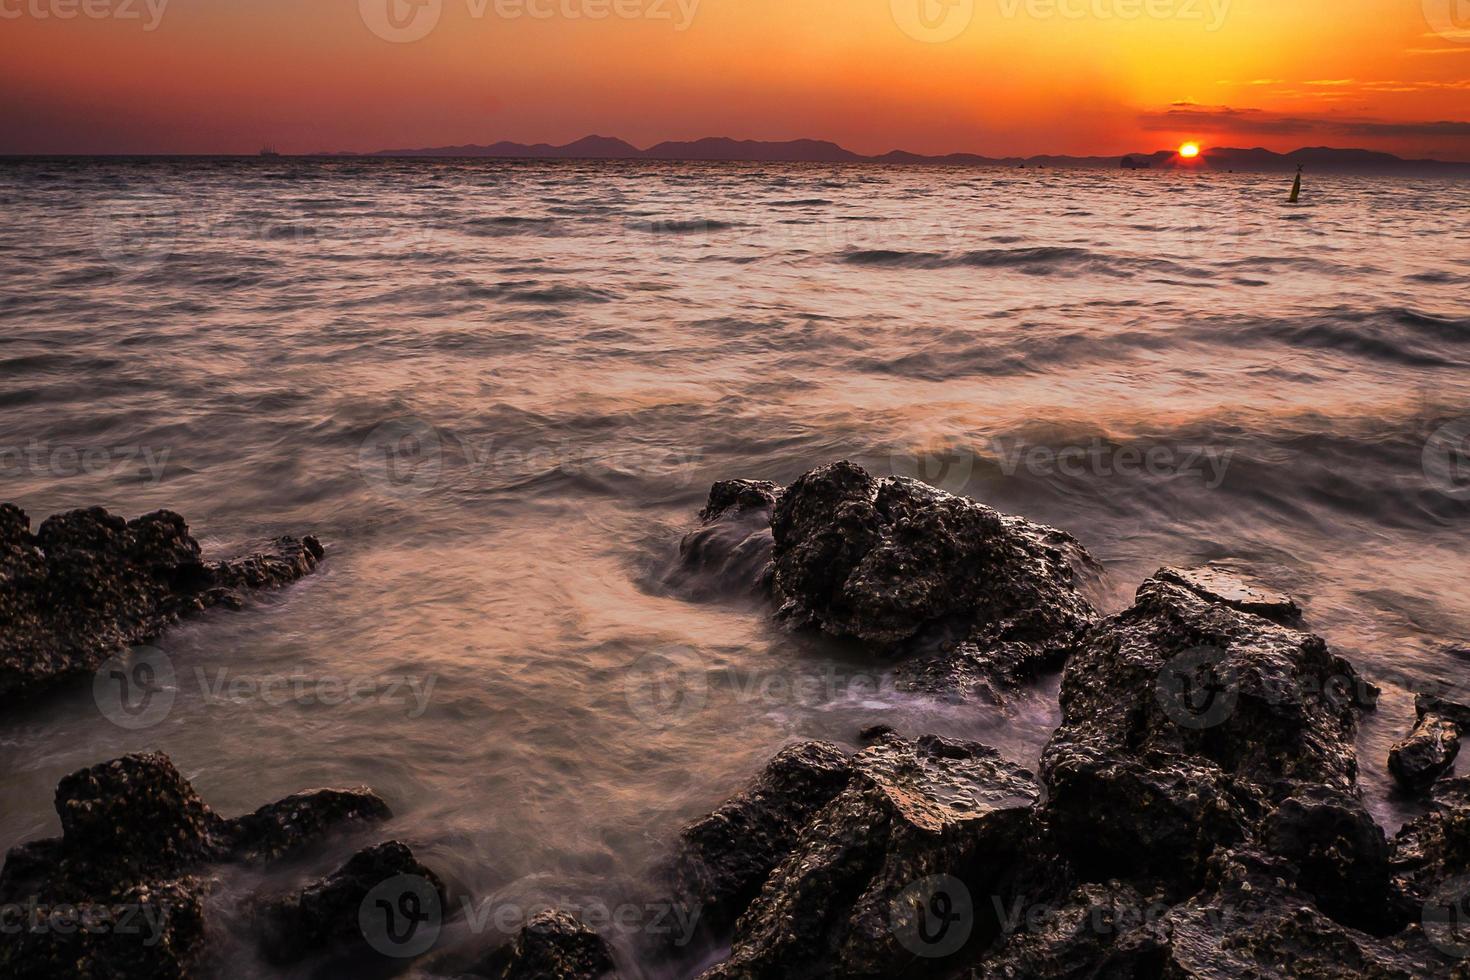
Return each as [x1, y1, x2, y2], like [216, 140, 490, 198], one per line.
[347, 135, 1470, 174]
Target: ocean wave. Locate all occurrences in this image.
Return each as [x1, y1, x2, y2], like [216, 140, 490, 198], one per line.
[1216, 308, 1470, 368]
[633, 219, 739, 234]
[838, 245, 1190, 278]
[463, 215, 558, 237]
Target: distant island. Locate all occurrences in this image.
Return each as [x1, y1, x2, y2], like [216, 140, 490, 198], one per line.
[336, 135, 1470, 175]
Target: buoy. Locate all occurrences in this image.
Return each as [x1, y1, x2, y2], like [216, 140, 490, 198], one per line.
[1288, 164, 1302, 203]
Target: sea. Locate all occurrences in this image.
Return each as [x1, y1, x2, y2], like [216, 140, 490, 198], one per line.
[0, 157, 1467, 977]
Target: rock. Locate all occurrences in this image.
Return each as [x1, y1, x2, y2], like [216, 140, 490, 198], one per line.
[665, 480, 782, 600]
[0, 752, 389, 978]
[1155, 565, 1303, 624]
[687, 461, 1099, 701]
[672, 741, 852, 935]
[976, 880, 1172, 979]
[1039, 573, 1371, 893]
[981, 851, 1449, 978]
[1391, 715, 1463, 793]
[700, 480, 783, 524]
[1419, 694, 1470, 731]
[1262, 789, 1397, 933]
[1390, 777, 1470, 915]
[858, 723, 896, 744]
[254, 840, 444, 965]
[1042, 745, 1261, 890]
[467, 910, 620, 980]
[1389, 694, 1470, 793]
[1150, 852, 1447, 977]
[222, 787, 393, 863]
[0, 504, 323, 703]
[771, 462, 1095, 648]
[702, 735, 1037, 978]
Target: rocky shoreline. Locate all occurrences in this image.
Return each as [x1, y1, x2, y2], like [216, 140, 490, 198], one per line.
[0, 504, 323, 704]
[4, 464, 1469, 978]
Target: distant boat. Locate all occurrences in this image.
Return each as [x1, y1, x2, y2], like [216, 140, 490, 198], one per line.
[259, 145, 281, 158]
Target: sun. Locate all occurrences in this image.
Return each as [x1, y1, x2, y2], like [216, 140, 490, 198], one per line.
[1179, 142, 1201, 158]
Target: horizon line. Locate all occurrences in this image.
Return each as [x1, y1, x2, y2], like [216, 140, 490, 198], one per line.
[3, 136, 1469, 168]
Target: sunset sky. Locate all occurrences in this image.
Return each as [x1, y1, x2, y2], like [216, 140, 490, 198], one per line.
[2, 0, 1468, 157]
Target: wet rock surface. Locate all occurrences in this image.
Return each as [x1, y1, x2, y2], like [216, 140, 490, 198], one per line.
[253, 840, 445, 966]
[0, 752, 389, 978]
[693, 734, 1037, 979]
[1390, 694, 1470, 792]
[673, 740, 852, 936]
[222, 787, 394, 863]
[1156, 564, 1303, 623]
[679, 462, 1099, 701]
[0, 504, 323, 703]
[664, 479, 783, 600]
[980, 865, 1431, 979]
[672, 500, 1470, 978]
[1039, 573, 1370, 891]
[1390, 778, 1470, 915]
[466, 909, 621, 980]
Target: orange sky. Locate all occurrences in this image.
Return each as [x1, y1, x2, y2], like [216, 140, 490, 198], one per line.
[2, 0, 1467, 157]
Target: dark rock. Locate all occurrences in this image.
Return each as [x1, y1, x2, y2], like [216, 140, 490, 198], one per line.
[981, 851, 1449, 978]
[688, 461, 1099, 701]
[771, 462, 1095, 648]
[254, 840, 444, 965]
[1262, 789, 1397, 933]
[1042, 745, 1261, 888]
[0, 504, 324, 703]
[1419, 693, 1470, 731]
[977, 880, 1172, 979]
[702, 735, 1036, 978]
[662, 468, 1459, 977]
[672, 741, 852, 935]
[1390, 777, 1470, 914]
[1389, 694, 1470, 793]
[222, 787, 394, 863]
[1039, 573, 1370, 892]
[211, 533, 325, 590]
[468, 910, 619, 980]
[50, 750, 226, 873]
[1149, 852, 1445, 977]
[667, 480, 783, 599]
[1391, 715, 1463, 793]
[0, 752, 389, 978]
[1155, 564, 1303, 623]
[700, 480, 783, 524]
[858, 723, 896, 744]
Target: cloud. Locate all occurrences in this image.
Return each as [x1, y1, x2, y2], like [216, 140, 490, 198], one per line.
[1338, 120, 1470, 138]
[1233, 78, 1470, 95]
[1138, 104, 1470, 141]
